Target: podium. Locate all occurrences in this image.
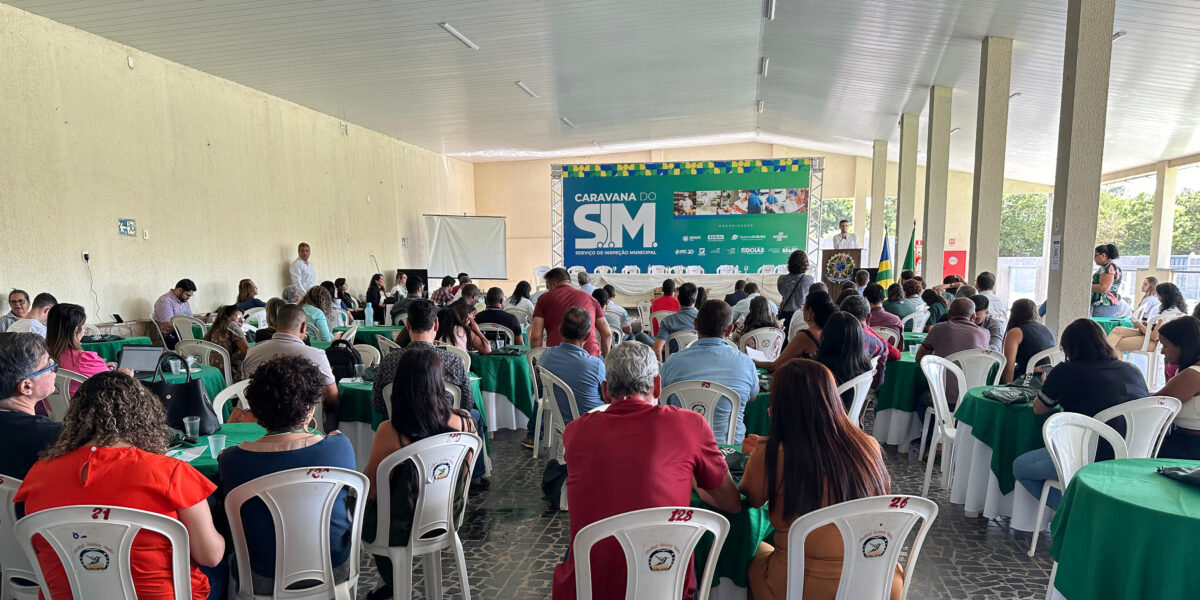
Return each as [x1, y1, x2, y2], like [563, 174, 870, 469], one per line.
[820, 248, 862, 291]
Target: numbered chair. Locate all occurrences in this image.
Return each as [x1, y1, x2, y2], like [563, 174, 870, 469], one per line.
[870, 327, 900, 348]
[47, 369, 88, 422]
[918, 356, 966, 497]
[176, 340, 234, 387]
[664, 331, 698, 359]
[786, 495, 938, 600]
[840, 367, 878, 428]
[212, 380, 251, 424]
[620, 265, 642, 275]
[364, 432, 483, 600]
[171, 314, 205, 342]
[945, 348, 1005, 389]
[354, 344, 381, 367]
[540, 369, 585, 463]
[1029, 413, 1129, 557]
[478, 323, 516, 347]
[15, 506, 192, 600]
[376, 335, 401, 360]
[649, 311, 675, 337]
[1025, 347, 1064, 376]
[0, 476, 38, 600]
[660, 380, 742, 445]
[1093, 396, 1181, 459]
[572, 507, 729, 600]
[224, 467, 368, 599]
[739, 327, 786, 361]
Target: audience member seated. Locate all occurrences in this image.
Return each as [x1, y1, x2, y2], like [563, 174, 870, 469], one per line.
[1014, 319, 1148, 508]
[431, 275, 457, 306]
[365, 273, 395, 324]
[300, 285, 340, 342]
[389, 275, 426, 323]
[853, 269, 871, 295]
[840, 295, 898, 389]
[254, 298, 295, 344]
[595, 288, 651, 346]
[551, 342, 740, 600]
[450, 284, 482, 314]
[662, 300, 759, 444]
[363, 348, 480, 599]
[650, 278, 681, 314]
[1132, 276, 1161, 320]
[450, 273, 472, 298]
[758, 291, 838, 371]
[969, 295, 1005, 352]
[0, 289, 30, 332]
[576, 271, 596, 294]
[975, 272, 1008, 320]
[282, 284, 304, 305]
[15, 372, 225, 599]
[0, 333, 62, 478]
[776, 250, 813, 332]
[321, 280, 345, 311]
[389, 271, 408, 299]
[6, 293, 56, 337]
[954, 285, 979, 300]
[816, 312, 875, 410]
[1150, 316, 1200, 459]
[154, 278, 197, 349]
[475, 287, 526, 345]
[335, 277, 361, 312]
[933, 275, 966, 303]
[217, 355, 355, 594]
[654, 282, 701, 360]
[999, 298, 1056, 383]
[235, 279, 266, 312]
[371, 299, 475, 421]
[920, 288, 949, 332]
[724, 279, 748, 306]
[733, 296, 783, 344]
[436, 304, 491, 354]
[537, 307, 607, 429]
[507, 281, 536, 325]
[204, 305, 250, 381]
[244, 304, 339, 416]
[916, 298, 988, 399]
[740, 359, 896, 600]
[732, 282, 778, 325]
[864, 284, 902, 339]
[1107, 282, 1187, 352]
[47, 303, 134, 395]
[882, 283, 917, 322]
[530, 268, 610, 356]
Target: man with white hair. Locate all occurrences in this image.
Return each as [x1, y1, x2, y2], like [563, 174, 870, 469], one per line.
[552, 342, 740, 600]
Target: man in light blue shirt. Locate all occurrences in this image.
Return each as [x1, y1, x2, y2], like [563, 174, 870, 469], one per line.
[527, 306, 606, 447]
[661, 299, 759, 444]
[731, 282, 778, 325]
[653, 283, 700, 361]
[576, 271, 597, 294]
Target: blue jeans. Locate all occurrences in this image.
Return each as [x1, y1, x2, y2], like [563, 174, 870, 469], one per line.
[1014, 448, 1061, 510]
[1090, 303, 1122, 317]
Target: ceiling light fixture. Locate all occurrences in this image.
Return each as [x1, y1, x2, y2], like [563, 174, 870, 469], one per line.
[515, 80, 540, 99]
[950, 127, 961, 134]
[1112, 30, 1127, 42]
[765, 0, 776, 20]
[439, 23, 479, 50]
[759, 57, 770, 77]
[1009, 92, 1022, 100]
[560, 116, 578, 129]
[757, 100, 765, 113]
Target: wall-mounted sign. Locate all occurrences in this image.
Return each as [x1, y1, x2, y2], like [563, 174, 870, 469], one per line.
[118, 219, 137, 237]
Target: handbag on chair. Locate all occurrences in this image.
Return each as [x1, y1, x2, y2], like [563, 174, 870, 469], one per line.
[141, 351, 220, 435]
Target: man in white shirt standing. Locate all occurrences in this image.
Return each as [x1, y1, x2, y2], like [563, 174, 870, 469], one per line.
[830, 220, 859, 249]
[289, 242, 317, 292]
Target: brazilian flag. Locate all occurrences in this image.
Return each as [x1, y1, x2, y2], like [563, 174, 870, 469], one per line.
[876, 241, 893, 289]
[902, 225, 917, 272]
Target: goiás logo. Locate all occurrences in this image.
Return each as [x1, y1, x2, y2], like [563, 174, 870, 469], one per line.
[573, 192, 657, 249]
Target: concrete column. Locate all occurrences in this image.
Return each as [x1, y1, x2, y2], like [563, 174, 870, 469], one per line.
[897, 115, 919, 273]
[1045, 0, 1116, 335]
[1147, 162, 1178, 277]
[853, 157, 870, 261]
[868, 140, 888, 267]
[969, 37, 1013, 278]
[922, 85, 953, 283]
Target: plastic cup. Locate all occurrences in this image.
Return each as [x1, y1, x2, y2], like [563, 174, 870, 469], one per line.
[168, 359, 183, 374]
[207, 434, 226, 457]
[182, 416, 200, 441]
[354, 364, 366, 382]
[908, 346, 918, 358]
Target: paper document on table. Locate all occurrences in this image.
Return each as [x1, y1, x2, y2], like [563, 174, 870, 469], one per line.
[166, 446, 206, 463]
[744, 347, 768, 361]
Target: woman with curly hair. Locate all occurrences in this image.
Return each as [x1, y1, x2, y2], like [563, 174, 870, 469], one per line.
[14, 372, 225, 599]
[300, 285, 336, 342]
[1106, 281, 1189, 352]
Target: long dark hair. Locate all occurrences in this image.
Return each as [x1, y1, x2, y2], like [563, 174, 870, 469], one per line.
[509, 281, 532, 304]
[1007, 298, 1039, 331]
[204, 305, 241, 343]
[46, 303, 88, 359]
[803, 291, 838, 329]
[886, 284, 903, 303]
[1095, 243, 1120, 261]
[1060, 318, 1118, 361]
[816, 312, 873, 385]
[1158, 316, 1200, 368]
[765, 359, 890, 519]
[743, 296, 777, 331]
[388, 348, 465, 440]
[921, 288, 949, 309]
[435, 305, 471, 345]
[1156, 282, 1188, 313]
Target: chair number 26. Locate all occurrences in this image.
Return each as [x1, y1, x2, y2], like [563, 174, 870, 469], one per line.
[91, 508, 111, 520]
[668, 509, 693, 522]
[888, 497, 908, 509]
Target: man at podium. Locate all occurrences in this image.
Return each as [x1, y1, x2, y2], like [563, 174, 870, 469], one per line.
[830, 220, 859, 249]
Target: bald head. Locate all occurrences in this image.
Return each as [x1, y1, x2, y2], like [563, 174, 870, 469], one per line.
[948, 298, 976, 318]
[276, 304, 309, 333]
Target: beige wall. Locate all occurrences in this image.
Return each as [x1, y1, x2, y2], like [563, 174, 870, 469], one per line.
[0, 5, 474, 321]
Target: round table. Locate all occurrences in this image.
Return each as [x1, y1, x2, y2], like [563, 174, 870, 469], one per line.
[172, 423, 266, 479]
[871, 353, 927, 446]
[902, 332, 926, 350]
[332, 325, 404, 349]
[81, 336, 154, 362]
[1050, 458, 1200, 599]
[950, 386, 1053, 531]
[470, 346, 535, 433]
[1091, 316, 1133, 335]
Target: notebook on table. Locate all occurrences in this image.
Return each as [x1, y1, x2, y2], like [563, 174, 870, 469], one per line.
[117, 345, 165, 378]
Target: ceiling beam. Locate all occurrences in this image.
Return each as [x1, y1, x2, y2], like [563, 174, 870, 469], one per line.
[1102, 151, 1200, 183]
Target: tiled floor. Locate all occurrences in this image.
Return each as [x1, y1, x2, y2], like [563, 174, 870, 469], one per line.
[355, 413, 1056, 599]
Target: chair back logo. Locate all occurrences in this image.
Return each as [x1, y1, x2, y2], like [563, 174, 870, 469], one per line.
[689, 403, 707, 416]
[860, 533, 889, 558]
[431, 461, 452, 481]
[78, 547, 111, 571]
[645, 543, 678, 573]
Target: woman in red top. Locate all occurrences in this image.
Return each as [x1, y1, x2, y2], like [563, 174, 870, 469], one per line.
[15, 372, 225, 600]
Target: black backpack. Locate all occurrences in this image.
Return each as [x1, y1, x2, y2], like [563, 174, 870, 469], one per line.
[325, 339, 362, 379]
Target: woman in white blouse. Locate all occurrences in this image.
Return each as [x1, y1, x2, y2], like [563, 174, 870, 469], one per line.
[1107, 281, 1186, 352]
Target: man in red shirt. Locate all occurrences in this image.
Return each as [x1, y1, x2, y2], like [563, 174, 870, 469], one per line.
[650, 279, 681, 314]
[531, 267, 612, 356]
[552, 342, 741, 600]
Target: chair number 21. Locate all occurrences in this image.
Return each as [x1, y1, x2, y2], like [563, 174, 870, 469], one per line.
[91, 508, 111, 520]
[888, 497, 908, 509]
[668, 509, 693, 522]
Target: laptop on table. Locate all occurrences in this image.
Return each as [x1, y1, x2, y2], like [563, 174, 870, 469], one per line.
[117, 345, 165, 378]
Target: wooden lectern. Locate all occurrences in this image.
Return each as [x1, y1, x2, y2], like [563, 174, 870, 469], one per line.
[820, 248, 862, 291]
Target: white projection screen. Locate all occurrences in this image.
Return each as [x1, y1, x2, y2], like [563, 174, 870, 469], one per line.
[425, 215, 507, 279]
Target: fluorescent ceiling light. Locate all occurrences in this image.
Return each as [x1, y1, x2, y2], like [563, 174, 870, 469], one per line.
[1009, 92, 1022, 100]
[765, 0, 776, 20]
[950, 127, 961, 134]
[439, 23, 479, 50]
[1112, 30, 1127, 42]
[515, 80, 540, 99]
[757, 100, 765, 113]
[759, 57, 770, 77]
[560, 116, 578, 129]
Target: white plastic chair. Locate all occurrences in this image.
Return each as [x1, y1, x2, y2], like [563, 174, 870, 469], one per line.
[738, 327, 786, 361]
[620, 265, 642, 275]
[567, 266, 587, 277]
[540, 369, 585, 463]
[391, 312, 408, 327]
[212, 379, 251, 424]
[668, 265, 688, 275]
[376, 335, 401, 360]
[478, 323, 517, 347]
[572, 507, 729, 600]
[340, 324, 359, 345]
[664, 331, 698, 359]
[526, 348, 552, 458]
[686, 266, 704, 274]
[840, 368, 878, 428]
[756, 265, 776, 275]
[649, 310, 675, 337]
[176, 339, 234, 387]
[364, 432, 482, 600]
[46, 369, 88, 422]
[871, 326, 900, 347]
[354, 343, 381, 367]
[786, 495, 938, 600]
[171, 314, 205, 342]
[787, 314, 809, 342]
[918, 356, 966, 497]
[647, 265, 668, 275]
[774, 265, 790, 274]
[439, 343, 472, 373]
[0, 476, 38, 600]
[660, 380, 742, 445]
[83, 324, 101, 336]
[225, 467, 368, 599]
[534, 266, 552, 287]
[445, 382, 462, 410]
[504, 306, 531, 327]
[902, 308, 930, 333]
[1092, 396, 1181, 459]
[945, 348, 1005, 389]
[716, 265, 738, 275]
[1024, 347, 1064, 376]
[636, 301, 653, 330]
[1028, 413, 1129, 557]
[594, 265, 615, 274]
[1123, 312, 1180, 388]
[15, 506, 192, 600]
[244, 307, 268, 329]
[332, 308, 354, 328]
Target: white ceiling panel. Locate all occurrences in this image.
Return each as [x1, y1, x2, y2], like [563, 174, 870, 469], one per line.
[7, 0, 1200, 183]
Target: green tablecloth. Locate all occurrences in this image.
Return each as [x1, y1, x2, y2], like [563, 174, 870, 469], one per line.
[470, 346, 535, 419]
[1050, 458, 1200, 600]
[692, 495, 773, 589]
[337, 378, 489, 452]
[81, 336, 154, 362]
[745, 393, 770, 437]
[311, 339, 332, 350]
[191, 324, 206, 339]
[1091, 316, 1133, 335]
[178, 423, 267, 479]
[953, 386, 1052, 494]
[332, 325, 404, 349]
[874, 353, 926, 413]
[902, 332, 926, 350]
[142, 365, 227, 403]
